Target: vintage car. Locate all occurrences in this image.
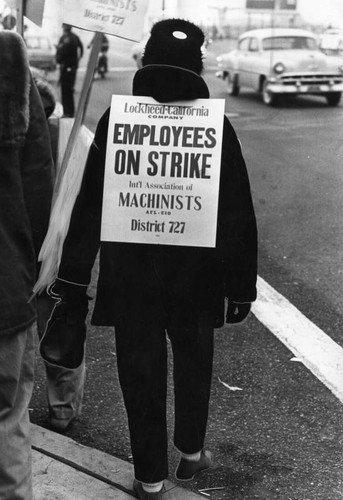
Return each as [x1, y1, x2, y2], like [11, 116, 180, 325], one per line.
[319, 29, 343, 57]
[25, 34, 57, 73]
[216, 28, 343, 106]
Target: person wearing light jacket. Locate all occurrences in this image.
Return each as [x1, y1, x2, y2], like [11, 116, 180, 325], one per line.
[0, 31, 53, 500]
[44, 19, 257, 500]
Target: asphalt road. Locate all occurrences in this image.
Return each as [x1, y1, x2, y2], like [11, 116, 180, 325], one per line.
[30, 38, 343, 499]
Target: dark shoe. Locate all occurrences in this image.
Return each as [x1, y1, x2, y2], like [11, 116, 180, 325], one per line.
[175, 449, 212, 481]
[133, 479, 165, 499]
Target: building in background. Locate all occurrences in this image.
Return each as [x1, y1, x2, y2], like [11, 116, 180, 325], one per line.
[138, 0, 304, 40]
[205, 0, 303, 38]
[144, 0, 343, 40]
[245, 0, 299, 28]
[1, 1, 342, 48]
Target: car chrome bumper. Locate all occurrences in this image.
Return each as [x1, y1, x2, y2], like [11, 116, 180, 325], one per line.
[267, 81, 343, 94]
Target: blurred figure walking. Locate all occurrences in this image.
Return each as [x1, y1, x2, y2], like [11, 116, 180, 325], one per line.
[56, 23, 83, 117]
[88, 33, 109, 78]
[0, 31, 53, 500]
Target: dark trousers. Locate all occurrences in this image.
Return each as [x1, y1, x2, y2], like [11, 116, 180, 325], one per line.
[114, 301, 214, 483]
[60, 66, 77, 117]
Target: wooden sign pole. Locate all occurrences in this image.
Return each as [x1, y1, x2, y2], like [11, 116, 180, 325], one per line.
[52, 32, 103, 205]
[16, 0, 25, 35]
[31, 32, 103, 297]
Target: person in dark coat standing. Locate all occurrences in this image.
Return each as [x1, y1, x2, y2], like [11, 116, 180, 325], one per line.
[56, 23, 83, 117]
[44, 19, 257, 500]
[0, 31, 53, 500]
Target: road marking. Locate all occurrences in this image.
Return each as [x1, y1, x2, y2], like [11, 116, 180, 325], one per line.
[67, 123, 342, 403]
[252, 276, 343, 403]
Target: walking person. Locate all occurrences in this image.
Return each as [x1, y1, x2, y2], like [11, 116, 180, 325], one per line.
[56, 23, 83, 117]
[43, 19, 257, 499]
[0, 31, 53, 500]
[88, 32, 109, 76]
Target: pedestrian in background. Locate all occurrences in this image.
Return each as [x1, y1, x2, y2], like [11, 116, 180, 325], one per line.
[56, 23, 83, 117]
[88, 33, 109, 77]
[0, 31, 53, 500]
[43, 18, 257, 500]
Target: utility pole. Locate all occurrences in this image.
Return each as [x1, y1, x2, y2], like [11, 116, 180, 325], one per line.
[208, 6, 228, 35]
[272, 0, 280, 28]
[209, 3, 244, 38]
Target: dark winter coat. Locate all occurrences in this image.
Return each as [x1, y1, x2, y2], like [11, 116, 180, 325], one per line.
[0, 32, 53, 335]
[58, 65, 257, 327]
[56, 31, 83, 68]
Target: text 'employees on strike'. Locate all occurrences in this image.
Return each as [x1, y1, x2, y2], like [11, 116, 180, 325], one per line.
[112, 124, 217, 148]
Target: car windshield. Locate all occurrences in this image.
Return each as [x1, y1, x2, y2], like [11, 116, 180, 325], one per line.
[25, 37, 51, 50]
[262, 36, 317, 51]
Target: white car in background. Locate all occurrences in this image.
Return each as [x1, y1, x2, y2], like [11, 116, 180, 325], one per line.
[216, 28, 343, 106]
[319, 29, 343, 57]
[25, 33, 56, 73]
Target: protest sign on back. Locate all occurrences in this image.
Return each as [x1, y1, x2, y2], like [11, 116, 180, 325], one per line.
[101, 95, 225, 248]
[62, 0, 149, 41]
[7, 0, 45, 27]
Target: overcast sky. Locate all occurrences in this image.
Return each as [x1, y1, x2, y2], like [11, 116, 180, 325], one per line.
[298, 0, 343, 25]
[149, 0, 343, 27]
[1, 1, 342, 31]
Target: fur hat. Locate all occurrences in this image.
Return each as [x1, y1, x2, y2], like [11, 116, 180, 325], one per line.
[142, 19, 205, 75]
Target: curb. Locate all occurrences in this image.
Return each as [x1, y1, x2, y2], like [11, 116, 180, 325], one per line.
[31, 424, 203, 499]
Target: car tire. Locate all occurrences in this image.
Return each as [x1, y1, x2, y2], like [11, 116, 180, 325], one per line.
[262, 79, 279, 106]
[227, 73, 240, 96]
[326, 92, 341, 106]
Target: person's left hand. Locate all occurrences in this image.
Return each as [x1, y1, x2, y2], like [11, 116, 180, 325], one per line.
[226, 302, 251, 324]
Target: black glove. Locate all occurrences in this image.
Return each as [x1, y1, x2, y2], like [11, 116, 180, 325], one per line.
[226, 301, 251, 324]
[40, 279, 90, 369]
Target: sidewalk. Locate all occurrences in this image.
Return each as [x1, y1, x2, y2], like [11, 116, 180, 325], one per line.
[31, 424, 204, 499]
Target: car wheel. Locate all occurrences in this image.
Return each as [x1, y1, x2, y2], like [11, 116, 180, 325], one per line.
[227, 73, 240, 96]
[262, 79, 279, 106]
[326, 92, 341, 106]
